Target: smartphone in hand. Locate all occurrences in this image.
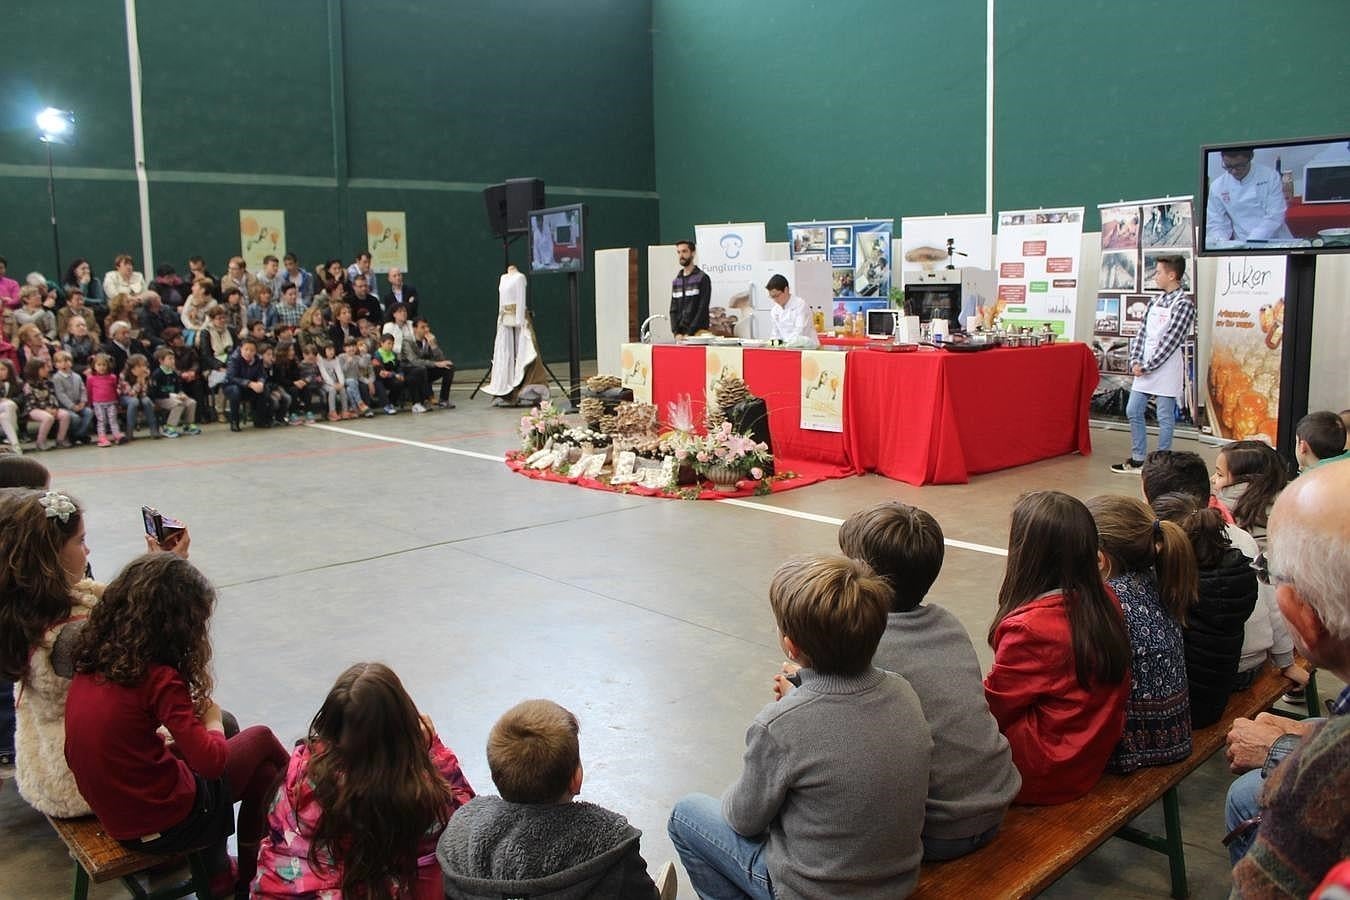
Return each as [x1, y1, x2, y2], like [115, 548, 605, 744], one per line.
[141, 506, 185, 544]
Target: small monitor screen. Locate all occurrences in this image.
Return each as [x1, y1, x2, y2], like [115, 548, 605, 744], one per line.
[529, 203, 586, 274]
[1200, 135, 1350, 255]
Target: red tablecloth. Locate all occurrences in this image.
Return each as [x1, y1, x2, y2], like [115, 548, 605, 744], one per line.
[649, 343, 1097, 485]
[844, 343, 1098, 484]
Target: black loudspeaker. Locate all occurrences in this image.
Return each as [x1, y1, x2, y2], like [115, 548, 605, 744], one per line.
[483, 183, 508, 237]
[505, 177, 545, 234]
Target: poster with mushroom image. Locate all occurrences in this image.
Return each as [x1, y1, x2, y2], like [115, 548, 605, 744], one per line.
[367, 211, 407, 272]
[239, 210, 285, 272]
[800, 349, 847, 432]
[1206, 256, 1287, 443]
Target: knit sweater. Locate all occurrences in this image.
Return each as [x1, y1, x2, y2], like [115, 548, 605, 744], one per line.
[872, 604, 1019, 840]
[1231, 707, 1349, 898]
[724, 667, 931, 899]
[437, 797, 657, 900]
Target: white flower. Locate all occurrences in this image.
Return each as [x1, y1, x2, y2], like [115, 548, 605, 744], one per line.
[39, 491, 77, 523]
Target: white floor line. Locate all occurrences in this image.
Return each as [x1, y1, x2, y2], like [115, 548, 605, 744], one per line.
[308, 425, 1009, 557]
[305, 422, 506, 462]
[720, 498, 1008, 557]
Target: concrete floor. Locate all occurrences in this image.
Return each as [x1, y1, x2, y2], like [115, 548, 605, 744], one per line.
[0, 375, 1332, 898]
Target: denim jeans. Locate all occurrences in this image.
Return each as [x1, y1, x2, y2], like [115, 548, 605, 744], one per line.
[922, 823, 1000, 861]
[69, 406, 95, 440]
[1127, 389, 1177, 462]
[1225, 769, 1262, 864]
[668, 793, 774, 900]
[121, 395, 158, 435]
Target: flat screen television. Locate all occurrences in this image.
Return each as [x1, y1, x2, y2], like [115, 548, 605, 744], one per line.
[528, 203, 587, 274]
[1199, 134, 1350, 256]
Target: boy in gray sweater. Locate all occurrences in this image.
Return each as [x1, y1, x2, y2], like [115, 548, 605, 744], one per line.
[831, 502, 1020, 859]
[51, 350, 94, 443]
[671, 555, 932, 899]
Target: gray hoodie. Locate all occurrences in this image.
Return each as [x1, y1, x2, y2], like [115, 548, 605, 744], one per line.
[437, 796, 658, 900]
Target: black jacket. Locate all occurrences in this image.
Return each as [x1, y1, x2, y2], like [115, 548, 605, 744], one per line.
[1183, 545, 1258, 727]
[670, 266, 711, 335]
[381, 286, 419, 322]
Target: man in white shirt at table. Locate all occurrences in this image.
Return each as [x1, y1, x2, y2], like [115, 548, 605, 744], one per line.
[766, 274, 819, 349]
[1205, 147, 1293, 247]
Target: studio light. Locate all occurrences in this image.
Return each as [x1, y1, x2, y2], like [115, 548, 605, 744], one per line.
[36, 106, 76, 280]
[36, 107, 75, 144]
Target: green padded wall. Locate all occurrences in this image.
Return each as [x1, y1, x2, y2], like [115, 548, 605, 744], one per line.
[0, 0, 659, 368]
[652, 0, 1350, 239]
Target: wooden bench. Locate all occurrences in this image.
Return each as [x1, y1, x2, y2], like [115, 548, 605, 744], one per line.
[46, 815, 213, 900]
[913, 663, 1315, 900]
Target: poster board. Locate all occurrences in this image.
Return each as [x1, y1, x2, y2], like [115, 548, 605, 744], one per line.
[1092, 197, 1200, 427]
[800, 350, 846, 432]
[1206, 256, 1287, 443]
[994, 207, 1085, 335]
[900, 214, 993, 272]
[788, 219, 893, 304]
[694, 222, 766, 328]
[366, 211, 407, 273]
[239, 210, 285, 272]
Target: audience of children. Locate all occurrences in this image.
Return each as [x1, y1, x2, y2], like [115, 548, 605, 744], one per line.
[983, 490, 1131, 804]
[1086, 494, 1195, 772]
[0, 252, 465, 451]
[22, 358, 72, 450]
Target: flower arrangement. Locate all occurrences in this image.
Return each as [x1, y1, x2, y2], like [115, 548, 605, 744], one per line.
[556, 425, 612, 449]
[519, 400, 568, 451]
[670, 421, 772, 482]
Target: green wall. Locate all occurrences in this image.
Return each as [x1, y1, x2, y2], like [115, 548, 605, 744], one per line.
[653, 0, 1350, 239]
[0, 0, 659, 368]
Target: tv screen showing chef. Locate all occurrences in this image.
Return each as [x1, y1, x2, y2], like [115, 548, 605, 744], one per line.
[1201, 135, 1350, 255]
[529, 204, 586, 274]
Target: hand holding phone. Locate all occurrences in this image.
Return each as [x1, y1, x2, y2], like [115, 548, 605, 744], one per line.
[141, 506, 189, 557]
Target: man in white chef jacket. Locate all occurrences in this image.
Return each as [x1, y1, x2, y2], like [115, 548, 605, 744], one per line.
[766, 274, 819, 349]
[1112, 255, 1195, 474]
[1205, 148, 1294, 247]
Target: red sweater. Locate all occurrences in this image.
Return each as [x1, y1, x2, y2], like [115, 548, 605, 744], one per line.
[983, 591, 1129, 805]
[65, 664, 227, 839]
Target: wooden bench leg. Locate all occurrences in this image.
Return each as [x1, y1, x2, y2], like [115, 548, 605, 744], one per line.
[117, 850, 214, 900]
[1305, 670, 1321, 718]
[71, 862, 90, 900]
[1116, 785, 1189, 899]
[1161, 786, 1188, 900]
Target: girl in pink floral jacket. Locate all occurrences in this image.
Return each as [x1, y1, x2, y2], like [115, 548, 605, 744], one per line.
[252, 663, 474, 898]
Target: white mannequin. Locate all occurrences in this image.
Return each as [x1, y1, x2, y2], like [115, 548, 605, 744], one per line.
[486, 265, 547, 404]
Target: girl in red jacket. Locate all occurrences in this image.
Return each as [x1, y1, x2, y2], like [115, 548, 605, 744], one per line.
[65, 553, 289, 899]
[983, 491, 1131, 804]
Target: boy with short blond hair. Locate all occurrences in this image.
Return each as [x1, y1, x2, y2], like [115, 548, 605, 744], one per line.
[437, 699, 662, 899]
[148, 347, 200, 436]
[672, 554, 932, 899]
[51, 350, 94, 442]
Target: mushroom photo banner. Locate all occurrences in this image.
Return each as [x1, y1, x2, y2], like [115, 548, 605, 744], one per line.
[1092, 197, 1201, 430]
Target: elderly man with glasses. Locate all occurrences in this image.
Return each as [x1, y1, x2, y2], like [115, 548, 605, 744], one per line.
[1222, 461, 1350, 896]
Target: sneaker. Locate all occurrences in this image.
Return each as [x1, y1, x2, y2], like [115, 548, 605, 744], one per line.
[412, 402, 428, 414]
[363, 409, 376, 418]
[97, 436, 111, 447]
[383, 405, 398, 415]
[160, 427, 180, 439]
[1281, 687, 1306, 705]
[1110, 459, 1144, 474]
[182, 425, 202, 435]
[438, 400, 456, 409]
[0, 751, 14, 779]
[113, 433, 127, 444]
[287, 414, 303, 425]
[305, 412, 317, 422]
[56, 440, 72, 448]
[327, 413, 340, 422]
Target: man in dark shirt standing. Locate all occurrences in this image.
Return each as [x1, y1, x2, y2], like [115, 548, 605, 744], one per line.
[670, 240, 712, 338]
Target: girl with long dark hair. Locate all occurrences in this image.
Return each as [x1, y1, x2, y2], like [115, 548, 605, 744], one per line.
[983, 491, 1131, 804]
[253, 662, 474, 899]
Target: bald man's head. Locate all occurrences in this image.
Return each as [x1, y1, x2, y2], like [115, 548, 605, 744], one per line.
[1269, 462, 1350, 671]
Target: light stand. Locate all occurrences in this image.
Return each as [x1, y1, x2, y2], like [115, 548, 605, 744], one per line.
[36, 107, 74, 281]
